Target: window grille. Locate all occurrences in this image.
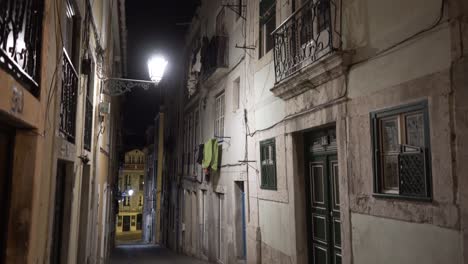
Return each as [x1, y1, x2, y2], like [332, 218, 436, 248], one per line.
[0, 0, 44, 97]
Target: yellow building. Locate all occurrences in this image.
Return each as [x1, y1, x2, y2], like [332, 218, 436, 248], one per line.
[116, 150, 145, 235]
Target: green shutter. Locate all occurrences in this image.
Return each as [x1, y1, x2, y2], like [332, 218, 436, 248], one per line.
[260, 138, 277, 190]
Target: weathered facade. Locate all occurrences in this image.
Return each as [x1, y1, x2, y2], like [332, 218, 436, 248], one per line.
[161, 0, 468, 263]
[0, 0, 127, 263]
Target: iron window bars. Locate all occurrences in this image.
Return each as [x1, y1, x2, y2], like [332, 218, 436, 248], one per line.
[59, 50, 78, 144]
[0, 0, 44, 97]
[272, 0, 341, 83]
[370, 101, 432, 200]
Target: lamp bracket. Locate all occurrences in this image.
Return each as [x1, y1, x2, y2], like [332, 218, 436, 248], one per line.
[103, 77, 156, 96]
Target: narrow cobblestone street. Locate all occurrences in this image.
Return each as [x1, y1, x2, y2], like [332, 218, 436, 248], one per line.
[110, 245, 209, 264]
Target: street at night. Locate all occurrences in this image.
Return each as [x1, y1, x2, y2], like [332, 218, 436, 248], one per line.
[1, 0, 467, 264]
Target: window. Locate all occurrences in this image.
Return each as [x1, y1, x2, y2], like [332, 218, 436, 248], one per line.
[125, 175, 131, 190]
[260, 138, 277, 190]
[216, 8, 226, 36]
[317, 0, 331, 32]
[139, 196, 143, 206]
[259, 0, 276, 58]
[371, 101, 431, 199]
[215, 93, 225, 137]
[139, 175, 144, 191]
[64, 0, 80, 66]
[123, 196, 130, 206]
[233, 77, 240, 111]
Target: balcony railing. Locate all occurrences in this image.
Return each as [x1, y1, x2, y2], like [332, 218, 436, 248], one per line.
[201, 35, 228, 80]
[0, 0, 44, 97]
[272, 0, 341, 83]
[84, 98, 93, 151]
[59, 50, 78, 143]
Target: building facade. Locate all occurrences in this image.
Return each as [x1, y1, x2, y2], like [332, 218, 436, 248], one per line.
[0, 0, 127, 263]
[116, 150, 145, 234]
[161, 0, 468, 264]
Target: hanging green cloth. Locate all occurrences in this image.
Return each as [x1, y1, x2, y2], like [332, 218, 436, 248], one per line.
[211, 140, 219, 171]
[202, 139, 214, 169]
[202, 139, 220, 171]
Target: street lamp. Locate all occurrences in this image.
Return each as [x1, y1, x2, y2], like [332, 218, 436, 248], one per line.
[128, 189, 134, 196]
[148, 56, 168, 84]
[103, 55, 168, 96]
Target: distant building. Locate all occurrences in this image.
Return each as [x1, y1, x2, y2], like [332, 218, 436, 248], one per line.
[116, 150, 146, 235]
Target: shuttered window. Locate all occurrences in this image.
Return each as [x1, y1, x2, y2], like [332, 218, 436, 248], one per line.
[370, 101, 432, 200]
[260, 138, 277, 190]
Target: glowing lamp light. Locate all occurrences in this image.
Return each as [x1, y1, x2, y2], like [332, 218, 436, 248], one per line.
[148, 56, 168, 84]
[128, 189, 134, 196]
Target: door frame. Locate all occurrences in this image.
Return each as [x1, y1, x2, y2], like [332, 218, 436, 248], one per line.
[0, 125, 14, 263]
[304, 127, 341, 264]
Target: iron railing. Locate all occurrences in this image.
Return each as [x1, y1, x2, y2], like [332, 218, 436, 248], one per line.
[201, 35, 228, 79]
[84, 98, 92, 150]
[272, 0, 341, 83]
[59, 50, 78, 143]
[0, 0, 44, 97]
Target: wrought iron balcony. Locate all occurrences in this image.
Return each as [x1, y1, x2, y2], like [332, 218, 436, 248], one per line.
[201, 35, 228, 80]
[272, 0, 341, 83]
[0, 0, 44, 97]
[59, 51, 78, 143]
[84, 99, 93, 151]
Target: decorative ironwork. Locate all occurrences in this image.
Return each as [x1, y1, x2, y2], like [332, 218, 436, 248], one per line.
[0, 0, 44, 97]
[272, 0, 341, 83]
[84, 99, 92, 151]
[59, 51, 78, 143]
[103, 78, 154, 96]
[201, 35, 228, 80]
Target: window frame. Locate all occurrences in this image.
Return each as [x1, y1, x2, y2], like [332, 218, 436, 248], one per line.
[259, 0, 276, 58]
[260, 138, 277, 190]
[370, 100, 432, 201]
[215, 92, 225, 137]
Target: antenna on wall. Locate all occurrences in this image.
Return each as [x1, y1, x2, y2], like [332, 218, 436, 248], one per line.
[222, 0, 247, 20]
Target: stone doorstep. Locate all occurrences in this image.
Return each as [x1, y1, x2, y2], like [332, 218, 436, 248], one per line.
[270, 52, 352, 100]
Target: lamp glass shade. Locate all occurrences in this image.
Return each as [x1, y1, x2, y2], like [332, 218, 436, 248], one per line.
[148, 56, 168, 83]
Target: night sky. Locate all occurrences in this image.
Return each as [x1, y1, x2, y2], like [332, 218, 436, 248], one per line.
[123, 0, 199, 151]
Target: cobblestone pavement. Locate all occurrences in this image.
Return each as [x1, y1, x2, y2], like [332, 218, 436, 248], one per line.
[110, 244, 210, 264]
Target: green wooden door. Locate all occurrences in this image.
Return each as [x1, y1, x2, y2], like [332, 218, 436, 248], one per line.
[305, 129, 341, 264]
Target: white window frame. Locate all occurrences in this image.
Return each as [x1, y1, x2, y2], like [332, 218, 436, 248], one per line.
[215, 93, 225, 137]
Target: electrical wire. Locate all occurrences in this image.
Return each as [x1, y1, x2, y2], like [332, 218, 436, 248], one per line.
[349, 0, 446, 68]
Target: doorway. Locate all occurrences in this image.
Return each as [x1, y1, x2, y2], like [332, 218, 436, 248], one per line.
[123, 216, 131, 232]
[137, 214, 142, 230]
[304, 128, 341, 264]
[77, 165, 91, 263]
[0, 125, 13, 262]
[235, 181, 246, 261]
[51, 161, 75, 264]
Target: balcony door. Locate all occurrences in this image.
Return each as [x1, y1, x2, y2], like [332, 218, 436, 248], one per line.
[305, 128, 341, 264]
[0, 125, 13, 262]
